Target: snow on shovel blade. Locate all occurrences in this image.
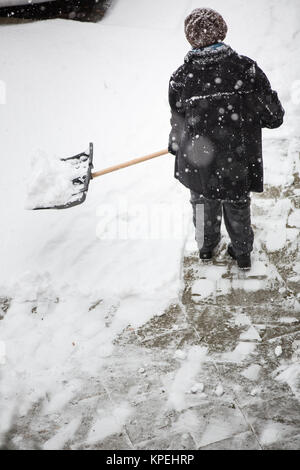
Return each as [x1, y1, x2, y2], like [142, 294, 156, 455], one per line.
[33, 143, 94, 210]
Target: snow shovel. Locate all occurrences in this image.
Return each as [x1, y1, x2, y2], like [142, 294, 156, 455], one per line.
[33, 143, 169, 210]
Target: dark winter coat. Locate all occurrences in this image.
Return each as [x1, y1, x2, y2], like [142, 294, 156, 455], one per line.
[168, 44, 285, 201]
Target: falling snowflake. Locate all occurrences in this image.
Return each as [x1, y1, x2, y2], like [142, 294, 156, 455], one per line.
[234, 80, 243, 90]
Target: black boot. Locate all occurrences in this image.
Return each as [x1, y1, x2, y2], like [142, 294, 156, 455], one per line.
[227, 244, 251, 270]
[199, 249, 213, 261]
[199, 242, 219, 261]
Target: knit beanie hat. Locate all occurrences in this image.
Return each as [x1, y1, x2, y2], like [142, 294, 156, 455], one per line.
[184, 7, 228, 49]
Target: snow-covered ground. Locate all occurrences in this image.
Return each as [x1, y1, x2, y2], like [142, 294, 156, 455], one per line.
[0, 0, 299, 450]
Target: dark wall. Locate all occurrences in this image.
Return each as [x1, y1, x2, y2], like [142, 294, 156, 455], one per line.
[0, 0, 112, 22]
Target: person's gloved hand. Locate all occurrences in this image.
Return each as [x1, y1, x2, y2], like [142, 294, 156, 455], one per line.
[168, 138, 179, 156]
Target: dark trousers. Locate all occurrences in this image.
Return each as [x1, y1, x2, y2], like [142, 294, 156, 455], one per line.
[190, 191, 254, 256]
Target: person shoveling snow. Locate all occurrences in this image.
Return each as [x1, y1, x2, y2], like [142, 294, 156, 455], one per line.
[168, 7, 285, 270]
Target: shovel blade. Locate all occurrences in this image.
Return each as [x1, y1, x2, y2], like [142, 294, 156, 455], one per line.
[33, 143, 94, 210]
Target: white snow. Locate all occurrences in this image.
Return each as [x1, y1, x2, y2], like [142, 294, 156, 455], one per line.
[190, 382, 204, 394]
[241, 364, 262, 381]
[43, 417, 82, 451]
[234, 313, 252, 327]
[86, 403, 132, 445]
[232, 279, 264, 292]
[279, 317, 298, 324]
[191, 264, 230, 299]
[239, 326, 262, 342]
[0, 341, 6, 365]
[275, 363, 300, 400]
[215, 385, 224, 397]
[221, 342, 257, 363]
[260, 423, 290, 446]
[174, 349, 187, 360]
[167, 346, 208, 411]
[265, 224, 287, 252]
[288, 210, 300, 228]
[191, 279, 215, 298]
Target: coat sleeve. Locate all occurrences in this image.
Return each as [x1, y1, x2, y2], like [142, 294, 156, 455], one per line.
[253, 63, 285, 129]
[168, 66, 186, 155]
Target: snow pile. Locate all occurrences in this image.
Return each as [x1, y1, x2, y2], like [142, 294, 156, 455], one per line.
[26, 151, 77, 209]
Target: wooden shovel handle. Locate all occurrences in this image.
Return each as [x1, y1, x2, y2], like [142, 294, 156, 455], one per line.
[91, 149, 169, 179]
